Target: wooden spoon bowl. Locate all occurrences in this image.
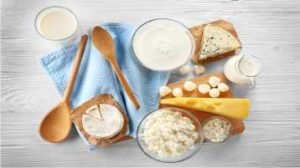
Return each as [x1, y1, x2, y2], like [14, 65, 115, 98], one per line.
[39, 103, 72, 142]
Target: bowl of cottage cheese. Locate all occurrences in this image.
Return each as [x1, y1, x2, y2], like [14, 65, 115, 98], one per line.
[137, 107, 203, 162]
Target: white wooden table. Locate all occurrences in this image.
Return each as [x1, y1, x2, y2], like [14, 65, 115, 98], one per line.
[1, 0, 300, 167]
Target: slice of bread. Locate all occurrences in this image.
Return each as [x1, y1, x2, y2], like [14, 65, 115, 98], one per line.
[190, 20, 242, 64]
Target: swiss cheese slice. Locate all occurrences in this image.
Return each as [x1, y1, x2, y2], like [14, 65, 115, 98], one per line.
[160, 97, 249, 120]
[82, 104, 124, 139]
[199, 24, 241, 60]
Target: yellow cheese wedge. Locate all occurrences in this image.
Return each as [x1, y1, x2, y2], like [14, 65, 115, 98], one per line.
[160, 97, 250, 120]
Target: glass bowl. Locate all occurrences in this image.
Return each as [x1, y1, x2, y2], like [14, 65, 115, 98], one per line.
[203, 116, 233, 143]
[131, 18, 195, 71]
[137, 107, 203, 163]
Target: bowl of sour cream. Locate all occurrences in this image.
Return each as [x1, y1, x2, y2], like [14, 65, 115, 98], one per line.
[132, 18, 195, 71]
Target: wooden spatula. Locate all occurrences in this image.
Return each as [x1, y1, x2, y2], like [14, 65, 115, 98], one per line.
[92, 26, 140, 109]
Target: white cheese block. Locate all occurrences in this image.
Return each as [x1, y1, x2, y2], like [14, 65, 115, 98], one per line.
[199, 24, 241, 60]
[82, 104, 124, 139]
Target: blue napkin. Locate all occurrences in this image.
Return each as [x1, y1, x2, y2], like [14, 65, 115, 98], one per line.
[40, 23, 171, 140]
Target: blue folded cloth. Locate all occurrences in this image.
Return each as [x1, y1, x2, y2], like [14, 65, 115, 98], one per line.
[40, 23, 171, 141]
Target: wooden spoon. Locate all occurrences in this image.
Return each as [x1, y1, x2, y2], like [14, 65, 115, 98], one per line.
[92, 26, 140, 109]
[39, 35, 88, 143]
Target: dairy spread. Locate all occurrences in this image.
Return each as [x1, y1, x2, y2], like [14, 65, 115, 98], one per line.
[133, 19, 194, 71]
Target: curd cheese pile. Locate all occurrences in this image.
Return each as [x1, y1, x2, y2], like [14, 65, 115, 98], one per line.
[203, 117, 232, 143]
[142, 109, 199, 158]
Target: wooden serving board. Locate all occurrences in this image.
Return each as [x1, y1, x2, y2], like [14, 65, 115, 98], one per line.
[160, 73, 245, 135]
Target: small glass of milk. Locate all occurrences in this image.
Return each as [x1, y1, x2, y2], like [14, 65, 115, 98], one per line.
[35, 6, 79, 46]
[224, 54, 262, 87]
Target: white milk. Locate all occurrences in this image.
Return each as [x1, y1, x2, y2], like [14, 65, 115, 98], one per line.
[224, 54, 261, 85]
[132, 19, 194, 71]
[35, 7, 78, 45]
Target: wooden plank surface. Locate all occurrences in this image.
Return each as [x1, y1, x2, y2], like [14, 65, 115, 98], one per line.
[1, 0, 300, 167]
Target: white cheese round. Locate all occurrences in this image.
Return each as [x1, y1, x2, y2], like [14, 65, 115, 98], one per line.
[198, 84, 211, 94]
[82, 104, 124, 139]
[179, 65, 192, 75]
[193, 65, 205, 75]
[208, 76, 221, 88]
[172, 88, 183, 97]
[159, 86, 172, 97]
[218, 83, 229, 92]
[209, 88, 220, 98]
[183, 81, 197, 92]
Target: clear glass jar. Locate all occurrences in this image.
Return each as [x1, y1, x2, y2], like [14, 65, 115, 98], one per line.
[224, 53, 262, 87]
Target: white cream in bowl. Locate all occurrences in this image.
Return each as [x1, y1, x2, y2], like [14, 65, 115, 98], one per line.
[132, 19, 195, 71]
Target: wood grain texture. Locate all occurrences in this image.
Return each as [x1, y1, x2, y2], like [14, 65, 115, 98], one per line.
[1, 0, 300, 167]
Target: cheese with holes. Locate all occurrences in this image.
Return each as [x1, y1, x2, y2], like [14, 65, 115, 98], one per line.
[160, 97, 250, 119]
[199, 24, 241, 60]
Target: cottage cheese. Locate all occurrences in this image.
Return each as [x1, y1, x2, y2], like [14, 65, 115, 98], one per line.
[142, 109, 199, 158]
[203, 117, 232, 143]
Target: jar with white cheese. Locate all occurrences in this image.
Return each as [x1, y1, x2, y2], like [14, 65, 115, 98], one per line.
[203, 116, 233, 143]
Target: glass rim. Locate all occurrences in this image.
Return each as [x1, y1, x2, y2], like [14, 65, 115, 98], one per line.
[136, 107, 204, 163]
[131, 18, 195, 71]
[235, 54, 262, 77]
[34, 6, 79, 41]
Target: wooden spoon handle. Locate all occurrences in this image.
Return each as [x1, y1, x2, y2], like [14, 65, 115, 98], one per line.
[63, 35, 88, 103]
[111, 62, 140, 109]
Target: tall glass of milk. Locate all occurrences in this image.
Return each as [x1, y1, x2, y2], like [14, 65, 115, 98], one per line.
[224, 54, 261, 87]
[35, 6, 79, 46]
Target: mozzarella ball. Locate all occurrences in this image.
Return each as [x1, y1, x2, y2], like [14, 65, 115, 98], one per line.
[198, 84, 211, 94]
[218, 83, 230, 92]
[172, 88, 183, 97]
[208, 76, 221, 87]
[193, 65, 205, 75]
[159, 86, 172, 97]
[179, 65, 191, 75]
[209, 88, 220, 98]
[183, 81, 197, 92]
